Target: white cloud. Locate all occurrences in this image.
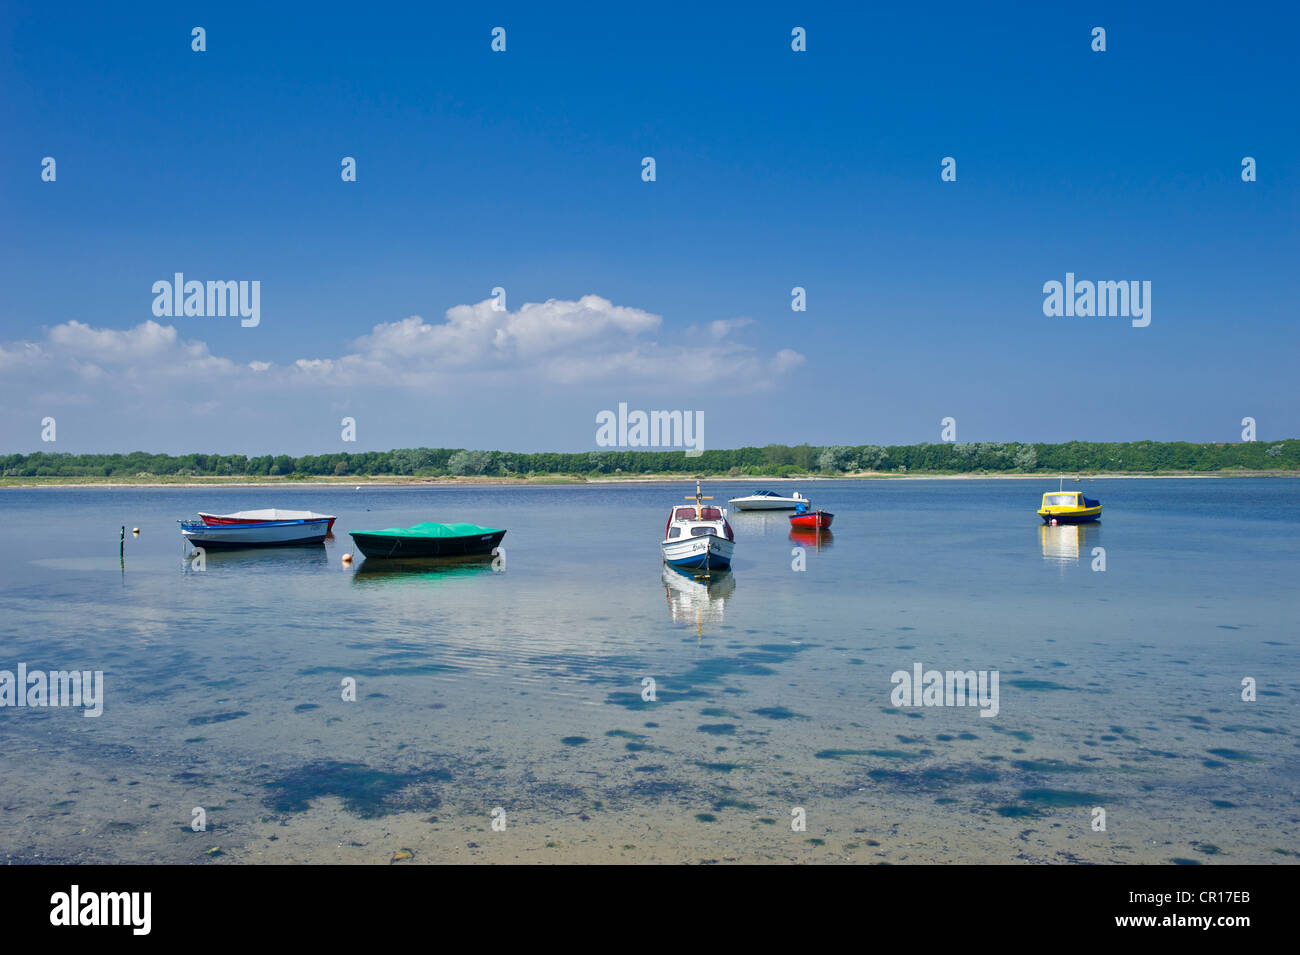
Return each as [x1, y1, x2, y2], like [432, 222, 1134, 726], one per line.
[0, 295, 803, 405]
[702, 317, 755, 340]
[350, 295, 663, 368]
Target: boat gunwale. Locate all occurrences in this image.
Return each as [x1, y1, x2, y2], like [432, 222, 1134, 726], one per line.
[180, 517, 332, 530]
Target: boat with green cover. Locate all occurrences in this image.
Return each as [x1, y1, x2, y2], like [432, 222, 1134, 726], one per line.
[348, 522, 506, 559]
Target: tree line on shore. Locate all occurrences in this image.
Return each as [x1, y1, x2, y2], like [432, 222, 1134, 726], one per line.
[3, 440, 1297, 479]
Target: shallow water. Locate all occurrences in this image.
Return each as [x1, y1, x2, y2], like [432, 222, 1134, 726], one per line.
[0, 479, 1296, 864]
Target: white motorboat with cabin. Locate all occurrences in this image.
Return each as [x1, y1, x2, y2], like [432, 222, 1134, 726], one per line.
[661, 483, 735, 572]
[726, 489, 810, 510]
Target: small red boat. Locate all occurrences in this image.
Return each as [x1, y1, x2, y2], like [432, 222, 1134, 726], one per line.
[789, 510, 833, 529]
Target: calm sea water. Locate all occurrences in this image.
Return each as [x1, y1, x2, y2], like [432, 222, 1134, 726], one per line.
[1, 479, 1296, 864]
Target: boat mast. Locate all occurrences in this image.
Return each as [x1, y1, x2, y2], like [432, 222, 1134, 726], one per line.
[686, 481, 713, 519]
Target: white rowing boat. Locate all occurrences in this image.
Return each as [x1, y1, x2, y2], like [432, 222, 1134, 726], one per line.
[180, 518, 331, 549]
[198, 508, 337, 532]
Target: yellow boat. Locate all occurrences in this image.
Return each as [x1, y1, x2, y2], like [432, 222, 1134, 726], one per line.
[1037, 490, 1102, 524]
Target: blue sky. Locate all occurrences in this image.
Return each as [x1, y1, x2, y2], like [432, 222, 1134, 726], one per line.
[1, 1, 1296, 454]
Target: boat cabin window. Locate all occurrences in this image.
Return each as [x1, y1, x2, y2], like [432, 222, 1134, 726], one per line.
[700, 506, 722, 520]
[667, 527, 682, 538]
[689, 526, 714, 537]
[674, 507, 696, 520]
[1044, 493, 1077, 507]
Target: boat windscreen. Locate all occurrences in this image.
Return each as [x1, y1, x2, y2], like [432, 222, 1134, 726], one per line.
[1043, 493, 1077, 507]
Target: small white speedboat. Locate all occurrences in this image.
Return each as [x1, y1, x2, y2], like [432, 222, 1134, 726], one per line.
[180, 518, 331, 549]
[726, 489, 809, 511]
[661, 484, 735, 572]
[198, 508, 337, 532]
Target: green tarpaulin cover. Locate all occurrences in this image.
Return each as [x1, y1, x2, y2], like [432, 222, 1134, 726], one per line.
[352, 522, 503, 538]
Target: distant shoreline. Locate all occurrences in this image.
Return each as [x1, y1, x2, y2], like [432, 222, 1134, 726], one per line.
[2, 470, 1295, 489]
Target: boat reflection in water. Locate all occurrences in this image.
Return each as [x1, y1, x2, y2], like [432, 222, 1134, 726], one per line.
[1039, 522, 1100, 569]
[351, 554, 497, 586]
[662, 564, 735, 637]
[788, 527, 834, 551]
[182, 543, 328, 572]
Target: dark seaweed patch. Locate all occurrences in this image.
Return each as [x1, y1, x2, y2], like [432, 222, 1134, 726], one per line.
[561, 736, 589, 746]
[697, 723, 736, 736]
[990, 726, 1033, 742]
[603, 644, 811, 709]
[605, 688, 704, 710]
[1018, 788, 1105, 807]
[868, 749, 930, 761]
[1012, 760, 1091, 774]
[867, 764, 999, 791]
[1220, 725, 1281, 734]
[1206, 748, 1259, 761]
[264, 760, 451, 818]
[712, 797, 758, 811]
[187, 711, 248, 726]
[815, 749, 873, 761]
[751, 706, 806, 720]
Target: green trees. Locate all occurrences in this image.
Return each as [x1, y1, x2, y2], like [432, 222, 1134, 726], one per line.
[817, 446, 859, 473]
[2, 440, 1298, 480]
[447, 449, 491, 475]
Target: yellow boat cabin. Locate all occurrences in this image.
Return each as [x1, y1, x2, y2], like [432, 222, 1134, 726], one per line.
[1037, 491, 1102, 525]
